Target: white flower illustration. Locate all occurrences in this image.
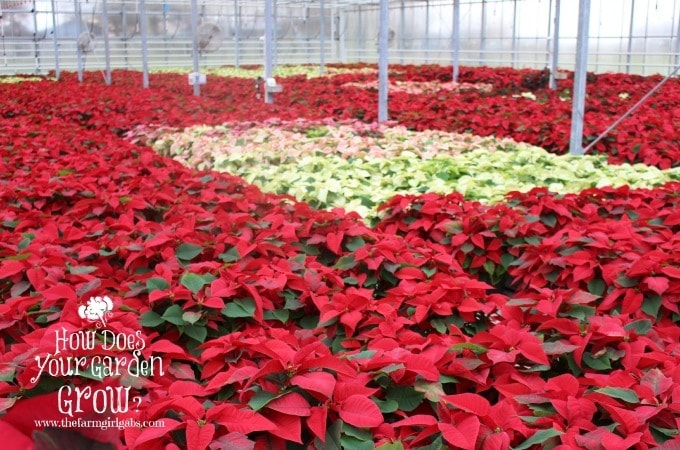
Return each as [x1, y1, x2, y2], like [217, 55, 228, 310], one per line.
[78, 296, 114, 328]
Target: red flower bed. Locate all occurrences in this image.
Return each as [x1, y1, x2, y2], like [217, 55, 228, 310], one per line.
[3, 64, 680, 168]
[1, 69, 679, 449]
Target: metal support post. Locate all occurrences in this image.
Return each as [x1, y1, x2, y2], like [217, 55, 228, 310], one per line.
[50, 0, 60, 79]
[339, 8, 346, 63]
[626, 0, 635, 73]
[511, 0, 518, 67]
[674, 1, 680, 69]
[234, 0, 240, 67]
[425, 0, 430, 63]
[400, 0, 405, 64]
[32, 0, 40, 73]
[74, 0, 84, 82]
[190, 0, 200, 96]
[569, 0, 591, 155]
[264, 0, 275, 103]
[480, 0, 486, 63]
[452, 0, 460, 82]
[102, 0, 111, 84]
[320, 0, 325, 74]
[550, 0, 560, 89]
[140, 0, 149, 88]
[378, 0, 389, 122]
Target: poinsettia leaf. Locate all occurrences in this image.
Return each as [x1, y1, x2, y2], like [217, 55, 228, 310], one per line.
[210, 432, 255, 450]
[219, 247, 240, 263]
[616, 275, 639, 288]
[290, 371, 336, 400]
[222, 298, 256, 318]
[345, 236, 366, 251]
[644, 276, 669, 295]
[162, 304, 185, 326]
[307, 406, 328, 442]
[587, 279, 607, 296]
[386, 386, 425, 412]
[438, 416, 479, 450]
[248, 390, 278, 411]
[139, 311, 164, 327]
[623, 319, 652, 335]
[373, 397, 399, 413]
[512, 428, 562, 450]
[184, 324, 208, 343]
[641, 294, 662, 318]
[376, 442, 405, 450]
[334, 254, 358, 270]
[180, 272, 208, 293]
[595, 387, 640, 404]
[266, 392, 311, 416]
[146, 277, 169, 292]
[176, 243, 204, 262]
[442, 393, 490, 416]
[337, 395, 383, 428]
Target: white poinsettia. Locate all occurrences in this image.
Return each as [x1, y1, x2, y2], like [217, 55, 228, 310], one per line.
[146, 120, 680, 220]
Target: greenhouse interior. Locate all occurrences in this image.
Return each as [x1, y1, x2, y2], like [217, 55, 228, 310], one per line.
[2, 0, 680, 449]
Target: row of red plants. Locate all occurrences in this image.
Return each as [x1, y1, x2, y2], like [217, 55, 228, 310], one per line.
[0, 69, 679, 449]
[3, 64, 680, 169]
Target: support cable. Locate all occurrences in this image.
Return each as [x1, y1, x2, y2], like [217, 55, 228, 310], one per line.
[583, 63, 680, 153]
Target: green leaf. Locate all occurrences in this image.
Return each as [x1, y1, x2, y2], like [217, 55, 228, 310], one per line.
[623, 319, 652, 335]
[182, 311, 202, 325]
[76, 278, 102, 297]
[343, 277, 360, 285]
[184, 324, 208, 343]
[342, 424, 373, 441]
[340, 436, 373, 450]
[450, 342, 488, 354]
[218, 247, 240, 263]
[377, 442, 405, 450]
[68, 265, 96, 275]
[99, 247, 117, 256]
[500, 253, 515, 269]
[512, 429, 563, 450]
[540, 214, 557, 228]
[563, 305, 596, 321]
[0, 368, 16, 382]
[347, 350, 377, 360]
[161, 304, 185, 326]
[248, 390, 277, 411]
[417, 436, 446, 450]
[595, 387, 640, 404]
[386, 386, 425, 412]
[176, 243, 204, 261]
[333, 254, 357, 270]
[422, 266, 436, 278]
[414, 380, 445, 402]
[180, 272, 207, 293]
[222, 298, 256, 318]
[139, 311, 164, 327]
[582, 352, 611, 371]
[616, 275, 639, 288]
[345, 236, 366, 251]
[587, 279, 606, 296]
[642, 294, 662, 318]
[317, 420, 342, 450]
[146, 277, 169, 292]
[263, 309, 289, 323]
[373, 397, 399, 413]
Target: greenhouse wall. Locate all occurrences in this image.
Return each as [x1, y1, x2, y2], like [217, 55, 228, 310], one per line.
[1, 0, 679, 76]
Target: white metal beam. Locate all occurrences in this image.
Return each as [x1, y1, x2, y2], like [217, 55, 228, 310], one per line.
[378, 0, 388, 122]
[569, 0, 591, 155]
